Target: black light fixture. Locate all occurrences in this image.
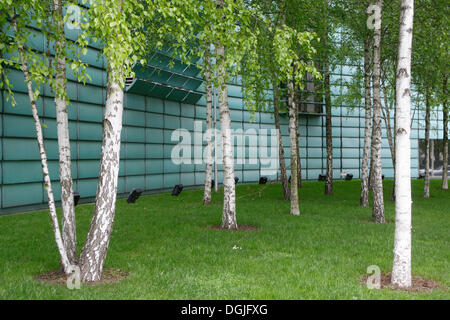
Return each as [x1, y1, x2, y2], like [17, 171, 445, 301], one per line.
[345, 173, 353, 181]
[382, 174, 385, 180]
[127, 188, 143, 203]
[259, 177, 268, 184]
[234, 177, 239, 184]
[74, 192, 80, 206]
[211, 179, 215, 188]
[318, 174, 326, 181]
[172, 184, 184, 196]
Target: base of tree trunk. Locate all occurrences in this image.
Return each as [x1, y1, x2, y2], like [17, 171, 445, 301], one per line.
[202, 225, 259, 232]
[35, 268, 128, 286]
[359, 273, 441, 293]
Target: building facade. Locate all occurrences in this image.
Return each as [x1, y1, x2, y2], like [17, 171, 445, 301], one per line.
[0, 22, 445, 214]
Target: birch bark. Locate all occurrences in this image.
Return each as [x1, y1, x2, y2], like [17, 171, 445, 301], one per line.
[424, 88, 430, 198]
[53, 0, 77, 264]
[12, 15, 71, 274]
[273, 85, 290, 200]
[203, 47, 213, 205]
[371, 0, 385, 223]
[361, 34, 372, 206]
[216, 0, 237, 230]
[79, 68, 124, 282]
[442, 75, 448, 190]
[288, 79, 300, 216]
[324, 0, 333, 195]
[392, 0, 414, 288]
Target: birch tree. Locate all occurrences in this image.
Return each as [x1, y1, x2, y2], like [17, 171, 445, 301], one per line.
[78, 0, 152, 281]
[5, 5, 72, 274]
[370, 0, 385, 223]
[442, 75, 448, 190]
[323, 0, 333, 195]
[52, 0, 77, 265]
[392, 0, 414, 289]
[202, 44, 214, 205]
[215, 0, 237, 229]
[361, 32, 372, 206]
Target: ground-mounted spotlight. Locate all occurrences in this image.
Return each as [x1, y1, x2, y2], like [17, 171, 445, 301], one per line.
[172, 184, 184, 196]
[234, 177, 239, 184]
[345, 173, 353, 181]
[318, 174, 326, 181]
[74, 192, 80, 206]
[382, 174, 385, 180]
[127, 188, 143, 203]
[259, 177, 268, 184]
[211, 179, 215, 188]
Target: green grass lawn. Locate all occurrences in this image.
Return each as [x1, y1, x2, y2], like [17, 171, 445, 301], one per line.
[0, 179, 448, 299]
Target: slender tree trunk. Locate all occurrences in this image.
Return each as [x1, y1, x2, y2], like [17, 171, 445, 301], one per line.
[12, 15, 71, 274]
[424, 87, 430, 198]
[273, 83, 290, 200]
[361, 34, 372, 206]
[324, 0, 333, 195]
[442, 74, 448, 190]
[288, 78, 300, 216]
[295, 94, 302, 188]
[369, 123, 375, 189]
[53, 0, 77, 264]
[392, 0, 414, 289]
[371, 0, 385, 223]
[79, 68, 124, 282]
[217, 0, 237, 230]
[381, 78, 396, 201]
[203, 45, 213, 205]
[324, 56, 333, 195]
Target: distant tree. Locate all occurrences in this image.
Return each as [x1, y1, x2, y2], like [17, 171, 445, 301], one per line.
[370, 0, 385, 223]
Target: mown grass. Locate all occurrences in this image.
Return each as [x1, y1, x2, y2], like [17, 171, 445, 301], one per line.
[0, 179, 448, 299]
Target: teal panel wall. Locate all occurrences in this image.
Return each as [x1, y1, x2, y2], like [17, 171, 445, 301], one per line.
[0, 24, 444, 214]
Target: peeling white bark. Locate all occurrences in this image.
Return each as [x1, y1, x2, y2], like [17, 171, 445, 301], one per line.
[392, 0, 414, 289]
[288, 79, 300, 216]
[361, 34, 372, 207]
[442, 75, 448, 190]
[203, 49, 213, 205]
[216, 0, 237, 230]
[273, 83, 290, 200]
[80, 68, 124, 282]
[53, 0, 77, 264]
[424, 90, 430, 198]
[12, 16, 71, 274]
[371, 0, 385, 223]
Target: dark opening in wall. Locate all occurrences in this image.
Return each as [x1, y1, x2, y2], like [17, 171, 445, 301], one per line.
[418, 139, 449, 177]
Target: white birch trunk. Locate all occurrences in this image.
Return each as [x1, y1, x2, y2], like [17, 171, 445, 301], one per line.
[79, 69, 124, 281]
[442, 75, 448, 190]
[361, 34, 372, 206]
[273, 83, 290, 200]
[392, 0, 414, 288]
[216, 0, 237, 229]
[381, 78, 396, 201]
[288, 79, 300, 216]
[424, 90, 430, 198]
[203, 49, 213, 205]
[13, 16, 71, 274]
[53, 0, 77, 264]
[371, 0, 385, 223]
